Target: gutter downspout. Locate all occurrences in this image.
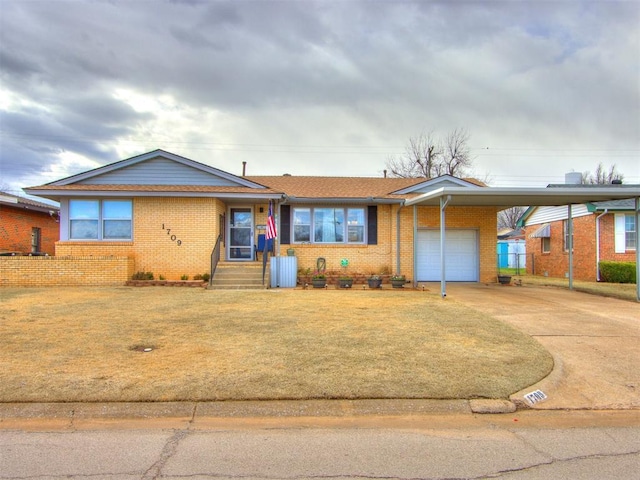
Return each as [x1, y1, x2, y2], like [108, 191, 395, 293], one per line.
[396, 201, 406, 275]
[413, 205, 418, 288]
[595, 209, 608, 281]
[568, 204, 573, 291]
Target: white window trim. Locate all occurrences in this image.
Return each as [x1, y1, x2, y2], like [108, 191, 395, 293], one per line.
[67, 198, 133, 241]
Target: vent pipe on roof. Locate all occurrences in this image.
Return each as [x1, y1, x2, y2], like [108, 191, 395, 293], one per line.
[565, 172, 582, 185]
[242, 161, 247, 176]
[384, 169, 387, 178]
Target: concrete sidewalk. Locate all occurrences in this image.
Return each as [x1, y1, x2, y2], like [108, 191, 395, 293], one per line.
[1, 284, 637, 426]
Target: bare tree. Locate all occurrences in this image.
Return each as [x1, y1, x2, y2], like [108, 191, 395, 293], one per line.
[498, 206, 526, 230]
[442, 128, 473, 178]
[581, 163, 624, 185]
[386, 128, 473, 178]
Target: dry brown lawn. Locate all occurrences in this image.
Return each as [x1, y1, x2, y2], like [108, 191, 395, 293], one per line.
[515, 275, 638, 302]
[0, 287, 553, 403]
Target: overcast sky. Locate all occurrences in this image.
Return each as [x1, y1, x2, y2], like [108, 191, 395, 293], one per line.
[1, 0, 639, 197]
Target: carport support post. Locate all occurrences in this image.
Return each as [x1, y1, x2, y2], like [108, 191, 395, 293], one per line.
[440, 195, 451, 298]
[568, 204, 573, 290]
[636, 197, 639, 302]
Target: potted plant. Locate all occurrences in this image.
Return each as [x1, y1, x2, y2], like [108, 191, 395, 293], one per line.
[311, 271, 327, 288]
[390, 274, 406, 288]
[367, 274, 382, 289]
[338, 276, 353, 288]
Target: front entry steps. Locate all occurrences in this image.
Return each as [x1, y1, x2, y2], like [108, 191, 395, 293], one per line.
[207, 262, 269, 290]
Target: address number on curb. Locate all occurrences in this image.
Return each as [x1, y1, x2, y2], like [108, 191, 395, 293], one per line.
[162, 224, 182, 246]
[524, 389, 547, 406]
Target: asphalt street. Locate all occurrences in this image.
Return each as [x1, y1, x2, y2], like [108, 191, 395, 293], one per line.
[1, 410, 639, 479]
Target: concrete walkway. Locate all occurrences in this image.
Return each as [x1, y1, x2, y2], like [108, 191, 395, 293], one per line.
[444, 282, 639, 411]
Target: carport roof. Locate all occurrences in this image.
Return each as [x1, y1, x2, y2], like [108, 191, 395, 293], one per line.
[403, 185, 640, 208]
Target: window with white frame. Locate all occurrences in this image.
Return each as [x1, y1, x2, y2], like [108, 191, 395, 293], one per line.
[69, 199, 132, 240]
[625, 215, 636, 250]
[292, 207, 365, 244]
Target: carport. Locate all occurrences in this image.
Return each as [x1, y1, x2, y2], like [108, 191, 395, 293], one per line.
[402, 185, 640, 301]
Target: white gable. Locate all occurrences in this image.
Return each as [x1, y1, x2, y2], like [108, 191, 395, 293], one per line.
[524, 205, 592, 225]
[392, 175, 481, 195]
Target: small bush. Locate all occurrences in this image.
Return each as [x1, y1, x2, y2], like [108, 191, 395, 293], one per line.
[132, 271, 154, 280]
[599, 261, 636, 283]
[181, 274, 189, 280]
[201, 273, 210, 282]
[193, 274, 203, 280]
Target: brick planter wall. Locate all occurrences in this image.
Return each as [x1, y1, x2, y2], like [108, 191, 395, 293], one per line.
[0, 256, 134, 286]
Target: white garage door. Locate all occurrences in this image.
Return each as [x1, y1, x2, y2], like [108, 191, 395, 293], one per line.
[417, 230, 479, 282]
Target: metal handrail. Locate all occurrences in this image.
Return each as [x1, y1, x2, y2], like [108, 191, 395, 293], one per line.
[209, 235, 222, 286]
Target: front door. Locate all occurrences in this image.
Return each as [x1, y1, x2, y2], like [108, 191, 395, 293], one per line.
[228, 207, 253, 260]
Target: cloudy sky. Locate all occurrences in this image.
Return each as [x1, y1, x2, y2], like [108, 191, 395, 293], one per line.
[1, 0, 639, 198]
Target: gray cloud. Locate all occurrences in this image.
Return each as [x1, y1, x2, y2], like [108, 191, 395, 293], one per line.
[1, 0, 638, 192]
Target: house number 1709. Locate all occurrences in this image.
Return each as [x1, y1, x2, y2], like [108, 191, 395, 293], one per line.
[162, 224, 182, 246]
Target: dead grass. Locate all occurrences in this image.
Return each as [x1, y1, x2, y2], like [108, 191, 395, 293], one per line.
[515, 275, 638, 302]
[0, 287, 553, 402]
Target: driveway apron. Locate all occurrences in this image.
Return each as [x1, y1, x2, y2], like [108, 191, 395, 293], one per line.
[444, 283, 639, 410]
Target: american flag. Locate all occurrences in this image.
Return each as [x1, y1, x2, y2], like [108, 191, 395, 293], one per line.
[265, 200, 277, 240]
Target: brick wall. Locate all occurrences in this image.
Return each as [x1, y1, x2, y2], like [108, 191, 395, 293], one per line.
[525, 216, 596, 280]
[0, 256, 134, 286]
[525, 213, 636, 281]
[285, 204, 498, 283]
[47, 198, 499, 285]
[599, 214, 637, 262]
[56, 197, 225, 280]
[0, 206, 59, 254]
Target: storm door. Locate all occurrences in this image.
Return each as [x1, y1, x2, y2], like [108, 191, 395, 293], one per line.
[228, 207, 253, 260]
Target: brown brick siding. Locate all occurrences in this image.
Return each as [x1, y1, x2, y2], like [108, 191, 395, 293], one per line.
[0, 206, 59, 255]
[0, 256, 134, 286]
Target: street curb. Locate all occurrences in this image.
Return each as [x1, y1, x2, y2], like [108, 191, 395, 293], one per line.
[0, 399, 474, 422]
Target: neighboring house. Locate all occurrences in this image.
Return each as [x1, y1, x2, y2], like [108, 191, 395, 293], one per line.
[518, 199, 637, 281]
[23, 149, 499, 283]
[497, 228, 526, 270]
[0, 191, 59, 255]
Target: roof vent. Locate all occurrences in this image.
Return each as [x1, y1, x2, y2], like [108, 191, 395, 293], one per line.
[612, 179, 623, 185]
[283, 173, 292, 176]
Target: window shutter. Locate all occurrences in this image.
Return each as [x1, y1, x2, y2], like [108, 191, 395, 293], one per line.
[280, 205, 291, 244]
[367, 206, 377, 245]
[614, 214, 626, 253]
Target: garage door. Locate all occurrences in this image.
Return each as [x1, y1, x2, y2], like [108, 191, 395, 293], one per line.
[417, 230, 478, 281]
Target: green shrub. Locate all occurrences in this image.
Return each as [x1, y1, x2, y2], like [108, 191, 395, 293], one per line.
[201, 273, 210, 282]
[132, 271, 154, 280]
[181, 274, 189, 280]
[599, 261, 636, 283]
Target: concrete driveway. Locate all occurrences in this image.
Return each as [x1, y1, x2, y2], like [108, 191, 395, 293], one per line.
[444, 283, 639, 410]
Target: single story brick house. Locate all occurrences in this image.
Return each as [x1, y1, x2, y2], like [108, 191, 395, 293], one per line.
[0, 191, 59, 255]
[23, 149, 499, 284]
[518, 198, 637, 281]
[21, 150, 640, 298]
